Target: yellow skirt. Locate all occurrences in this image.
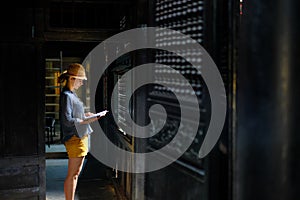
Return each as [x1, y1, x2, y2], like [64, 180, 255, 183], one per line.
[64, 135, 89, 158]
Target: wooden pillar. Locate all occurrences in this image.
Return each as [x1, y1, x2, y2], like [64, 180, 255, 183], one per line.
[237, 0, 300, 199]
[0, 8, 46, 199]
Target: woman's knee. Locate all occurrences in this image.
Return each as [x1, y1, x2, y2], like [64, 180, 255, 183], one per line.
[72, 173, 80, 181]
[66, 171, 80, 181]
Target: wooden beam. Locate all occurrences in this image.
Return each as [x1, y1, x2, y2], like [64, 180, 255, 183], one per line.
[43, 30, 119, 42]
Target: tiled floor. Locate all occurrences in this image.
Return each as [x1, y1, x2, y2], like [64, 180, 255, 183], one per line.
[46, 159, 68, 200]
[46, 144, 118, 200]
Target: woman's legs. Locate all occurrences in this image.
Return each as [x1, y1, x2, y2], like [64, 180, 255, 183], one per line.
[64, 156, 85, 200]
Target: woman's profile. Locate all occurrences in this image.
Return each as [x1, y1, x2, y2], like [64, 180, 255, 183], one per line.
[58, 63, 108, 200]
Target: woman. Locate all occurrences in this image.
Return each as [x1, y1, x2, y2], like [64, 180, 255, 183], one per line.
[58, 63, 107, 200]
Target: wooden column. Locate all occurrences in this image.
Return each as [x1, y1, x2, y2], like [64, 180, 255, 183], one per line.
[237, 0, 300, 199]
[0, 8, 46, 199]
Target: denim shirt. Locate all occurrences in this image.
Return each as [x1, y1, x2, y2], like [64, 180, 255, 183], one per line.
[59, 87, 93, 142]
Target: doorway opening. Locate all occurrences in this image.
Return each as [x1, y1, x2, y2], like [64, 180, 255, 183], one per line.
[45, 51, 83, 158]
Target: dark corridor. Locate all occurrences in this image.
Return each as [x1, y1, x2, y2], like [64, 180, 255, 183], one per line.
[1, 1, 300, 200]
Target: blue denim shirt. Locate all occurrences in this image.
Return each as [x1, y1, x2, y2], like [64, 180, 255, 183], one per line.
[59, 87, 93, 142]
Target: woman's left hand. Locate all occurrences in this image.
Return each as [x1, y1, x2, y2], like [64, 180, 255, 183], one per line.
[85, 112, 94, 117]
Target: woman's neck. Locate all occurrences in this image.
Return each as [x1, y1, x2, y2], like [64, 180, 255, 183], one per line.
[66, 82, 75, 92]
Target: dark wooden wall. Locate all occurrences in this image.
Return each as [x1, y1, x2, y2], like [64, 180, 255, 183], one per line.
[0, 8, 46, 199]
[141, 0, 238, 199]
